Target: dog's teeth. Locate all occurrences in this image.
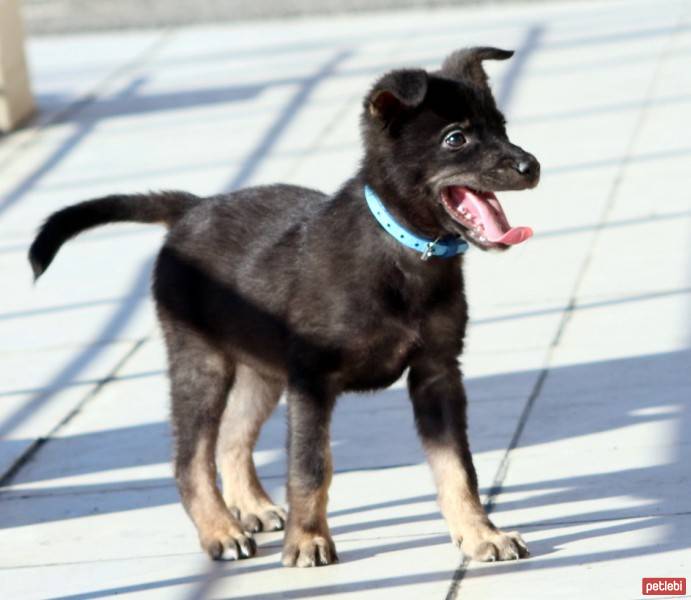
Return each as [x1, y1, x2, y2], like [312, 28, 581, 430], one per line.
[479, 236, 487, 242]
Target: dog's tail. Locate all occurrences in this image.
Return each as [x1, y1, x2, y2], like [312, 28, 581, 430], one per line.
[29, 190, 198, 280]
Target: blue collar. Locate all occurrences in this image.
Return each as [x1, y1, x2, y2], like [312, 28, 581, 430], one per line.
[364, 185, 468, 260]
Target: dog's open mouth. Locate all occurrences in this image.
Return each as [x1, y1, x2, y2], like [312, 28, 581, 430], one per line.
[440, 187, 533, 248]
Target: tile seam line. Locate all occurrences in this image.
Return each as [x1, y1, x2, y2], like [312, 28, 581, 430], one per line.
[0, 336, 150, 488]
[0, 27, 177, 179]
[446, 10, 685, 599]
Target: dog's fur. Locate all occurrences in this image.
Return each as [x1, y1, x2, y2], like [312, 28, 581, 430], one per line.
[29, 47, 539, 567]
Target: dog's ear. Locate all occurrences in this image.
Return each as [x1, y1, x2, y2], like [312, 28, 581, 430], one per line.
[367, 69, 428, 123]
[440, 47, 513, 88]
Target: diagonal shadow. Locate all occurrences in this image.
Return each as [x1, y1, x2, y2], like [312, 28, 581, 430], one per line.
[221, 49, 351, 192]
[0, 257, 153, 441]
[3, 351, 689, 541]
[495, 24, 543, 112]
[0, 49, 349, 483]
[0, 77, 147, 218]
[46, 347, 691, 597]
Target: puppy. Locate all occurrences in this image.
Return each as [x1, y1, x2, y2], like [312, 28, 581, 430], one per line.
[29, 47, 539, 567]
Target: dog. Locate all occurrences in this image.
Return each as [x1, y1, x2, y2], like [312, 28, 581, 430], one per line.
[29, 47, 539, 567]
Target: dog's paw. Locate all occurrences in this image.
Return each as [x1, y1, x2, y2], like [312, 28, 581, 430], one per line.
[230, 505, 288, 533]
[455, 527, 529, 562]
[282, 532, 338, 568]
[201, 523, 257, 561]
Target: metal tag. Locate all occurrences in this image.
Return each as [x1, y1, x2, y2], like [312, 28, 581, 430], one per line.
[420, 237, 441, 261]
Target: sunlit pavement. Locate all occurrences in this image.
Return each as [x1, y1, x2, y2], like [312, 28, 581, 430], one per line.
[1, 1, 690, 598]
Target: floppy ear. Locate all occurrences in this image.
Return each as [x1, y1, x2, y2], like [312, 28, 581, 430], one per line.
[440, 47, 514, 88]
[367, 69, 428, 123]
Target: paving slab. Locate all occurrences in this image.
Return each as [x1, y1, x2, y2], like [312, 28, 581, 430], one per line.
[460, 514, 691, 600]
[1, 0, 690, 598]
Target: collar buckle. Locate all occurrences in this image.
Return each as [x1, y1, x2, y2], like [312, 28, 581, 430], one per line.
[420, 237, 441, 261]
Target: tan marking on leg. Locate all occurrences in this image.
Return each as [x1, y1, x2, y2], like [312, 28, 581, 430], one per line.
[281, 385, 338, 567]
[287, 470, 331, 533]
[217, 364, 285, 527]
[186, 436, 235, 534]
[181, 433, 256, 560]
[425, 440, 529, 561]
[425, 441, 488, 535]
[282, 463, 336, 567]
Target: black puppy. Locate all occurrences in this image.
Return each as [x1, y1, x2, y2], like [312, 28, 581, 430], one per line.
[29, 47, 539, 567]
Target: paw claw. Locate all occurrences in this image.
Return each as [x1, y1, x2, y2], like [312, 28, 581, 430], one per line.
[282, 534, 337, 568]
[203, 527, 256, 561]
[474, 541, 498, 562]
[281, 548, 297, 567]
[263, 509, 286, 531]
[229, 505, 287, 533]
[296, 550, 316, 568]
[241, 513, 263, 533]
[221, 542, 240, 561]
[456, 527, 530, 563]
[239, 536, 257, 558]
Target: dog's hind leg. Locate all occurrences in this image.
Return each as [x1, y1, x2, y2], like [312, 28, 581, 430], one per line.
[167, 329, 256, 561]
[217, 363, 287, 533]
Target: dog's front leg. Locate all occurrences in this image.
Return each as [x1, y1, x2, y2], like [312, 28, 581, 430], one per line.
[408, 359, 529, 561]
[282, 380, 338, 567]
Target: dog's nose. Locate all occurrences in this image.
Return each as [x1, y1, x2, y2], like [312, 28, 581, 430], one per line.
[514, 155, 540, 183]
[516, 160, 531, 175]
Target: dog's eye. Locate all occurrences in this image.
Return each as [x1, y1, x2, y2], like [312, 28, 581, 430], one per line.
[443, 130, 466, 149]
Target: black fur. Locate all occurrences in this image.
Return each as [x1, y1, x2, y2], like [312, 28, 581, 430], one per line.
[29, 47, 539, 566]
[29, 191, 198, 279]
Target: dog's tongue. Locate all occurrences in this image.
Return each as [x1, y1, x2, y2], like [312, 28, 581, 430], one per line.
[450, 187, 533, 245]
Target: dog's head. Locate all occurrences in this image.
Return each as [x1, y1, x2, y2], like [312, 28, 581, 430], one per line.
[361, 47, 540, 251]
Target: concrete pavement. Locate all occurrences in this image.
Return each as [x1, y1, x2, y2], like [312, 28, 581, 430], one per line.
[1, 0, 690, 598]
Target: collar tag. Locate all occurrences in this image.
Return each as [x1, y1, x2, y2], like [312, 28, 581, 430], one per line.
[420, 237, 441, 261]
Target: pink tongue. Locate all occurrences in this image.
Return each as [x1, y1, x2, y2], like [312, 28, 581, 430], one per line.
[495, 227, 533, 245]
[455, 188, 533, 245]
